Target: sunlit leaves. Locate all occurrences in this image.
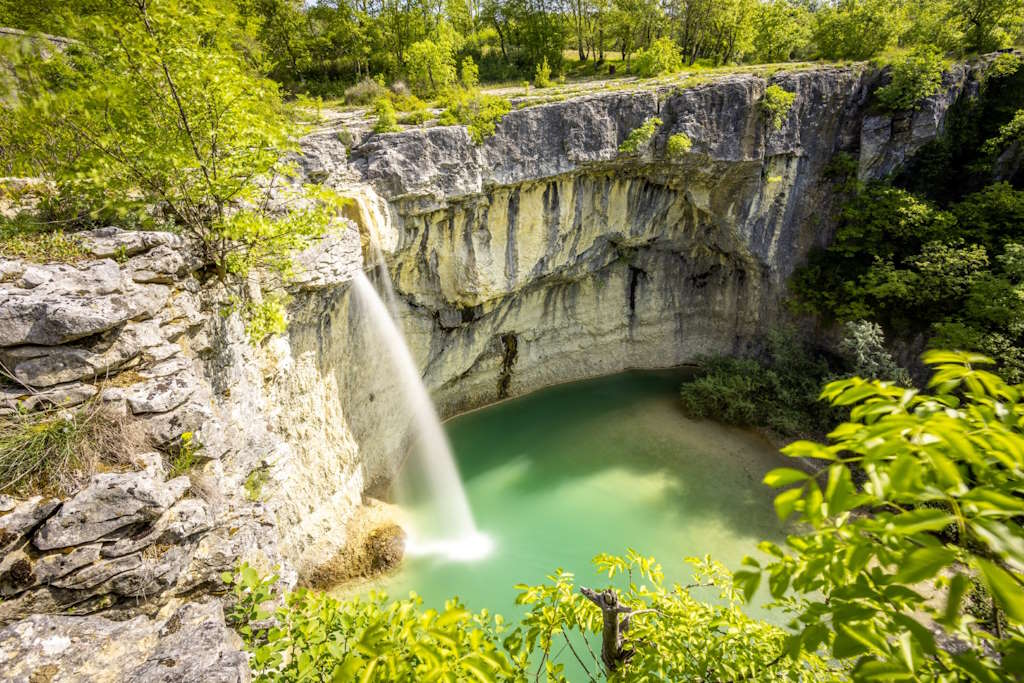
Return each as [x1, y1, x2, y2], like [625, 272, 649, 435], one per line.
[752, 352, 1024, 680]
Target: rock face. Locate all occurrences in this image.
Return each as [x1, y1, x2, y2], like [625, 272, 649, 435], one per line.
[0, 59, 988, 679]
[0, 599, 248, 683]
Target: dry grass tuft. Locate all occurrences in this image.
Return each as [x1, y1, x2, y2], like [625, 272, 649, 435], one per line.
[0, 399, 148, 497]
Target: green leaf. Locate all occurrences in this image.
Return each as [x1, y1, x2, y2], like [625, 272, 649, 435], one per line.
[884, 508, 956, 535]
[772, 487, 804, 521]
[892, 546, 957, 584]
[763, 467, 810, 487]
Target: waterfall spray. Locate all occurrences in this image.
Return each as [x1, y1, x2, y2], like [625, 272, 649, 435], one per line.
[350, 271, 492, 561]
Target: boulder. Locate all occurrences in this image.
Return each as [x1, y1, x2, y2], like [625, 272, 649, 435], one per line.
[34, 472, 189, 550]
[0, 321, 164, 388]
[0, 260, 169, 347]
[0, 496, 60, 555]
[0, 599, 250, 682]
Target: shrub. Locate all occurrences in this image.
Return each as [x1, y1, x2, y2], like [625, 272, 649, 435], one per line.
[167, 431, 200, 478]
[224, 565, 517, 680]
[460, 56, 479, 89]
[875, 46, 946, 111]
[679, 330, 838, 437]
[533, 56, 552, 88]
[760, 84, 796, 129]
[245, 294, 289, 344]
[344, 77, 388, 105]
[666, 132, 692, 158]
[0, 400, 143, 497]
[438, 88, 510, 144]
[226, 554, 834, 681]
[392, 93, 431, 125]
[372, 97, 400, 134]
[837, 319, 910, 384]
[618, 116, 662, 154]
[0, 217, 85, 263]
[631, 37, 683, 78]
[746, 352, 1024, 680]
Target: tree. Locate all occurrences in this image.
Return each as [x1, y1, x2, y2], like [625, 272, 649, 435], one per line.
[752, 0, 812, 63]
[813, 0, 900, 60]
[953, 0, 1024, 53]
[2, 0, 337, 283]
[739, 351, 1024, 680]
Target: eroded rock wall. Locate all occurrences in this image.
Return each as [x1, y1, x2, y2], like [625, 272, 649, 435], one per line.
[327, 63, 980, 416]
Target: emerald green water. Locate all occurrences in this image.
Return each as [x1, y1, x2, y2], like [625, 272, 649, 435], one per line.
[345, 370, 792, 621]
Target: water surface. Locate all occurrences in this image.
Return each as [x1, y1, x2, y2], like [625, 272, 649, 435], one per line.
[344, 370, 792, 620]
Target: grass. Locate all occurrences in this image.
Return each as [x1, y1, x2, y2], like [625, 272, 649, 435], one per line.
[0, 398, 144, 497]
[0, 214, 87, 264]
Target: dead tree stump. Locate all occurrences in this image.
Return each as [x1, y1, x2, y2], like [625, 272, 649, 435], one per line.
[580, 587, 658, 674]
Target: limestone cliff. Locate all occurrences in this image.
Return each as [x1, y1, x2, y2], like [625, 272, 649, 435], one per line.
[321, 62, 981, 421]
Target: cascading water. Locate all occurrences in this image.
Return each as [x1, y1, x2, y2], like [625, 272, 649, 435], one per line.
[350, 271, 492, 561]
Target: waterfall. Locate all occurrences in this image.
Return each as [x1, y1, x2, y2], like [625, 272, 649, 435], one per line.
[350, 271, 492, 561]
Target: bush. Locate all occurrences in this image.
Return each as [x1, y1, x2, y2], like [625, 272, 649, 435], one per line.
[618, 117, 663, 154]
[344, 77, 388, 105]
[226, 553, 833, 681]
[438, 88, 510, 144]
[837, 319, 910, 384]
[245, 294, 288, 344]
[666, 132, 692, 158]
[875, 47, 946, 111]
[760, 84, 795, 130]
[679, 331, 838, 436]
[372, 97, 400, 134]
[533, 56, 551, 88]
[631, 37, 683, 78]
[460, 56, 479, 89]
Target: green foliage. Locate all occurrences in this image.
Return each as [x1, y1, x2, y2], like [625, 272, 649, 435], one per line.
[753, 0, 813, 62]
[792, 177, 1024, 381]
[405, 21, 461, 97]
[953, 0, 1024, 52]
[679, 331, 840, 436]
[343, 77, 388, 106]
[0, 218, 85, 263]
[227, 553, 836, 682]
[744, 352, 1024, 680]
[812, 0, 901, 60]
[618, 116, 662, 154]
[224, 564, 517, 681]
[459, 56, 479, 89]
[760, 84, 795, 130]
[167, 431, 200, 479]
[631, 37, 683, 78]
[512, 552, 836, 681]
[244, 468, 270, 502]
[244, 295, 289, 345]
[875, 47, 947, 112]
[437, 88, 510, 144]
[838, 320, 911, 384]
[666, 132, 693, 158]
[372, 97, 401, 133]
[533, 56, 552, 88]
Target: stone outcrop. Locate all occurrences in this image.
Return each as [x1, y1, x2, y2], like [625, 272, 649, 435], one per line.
[0, 599, 248, 683]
